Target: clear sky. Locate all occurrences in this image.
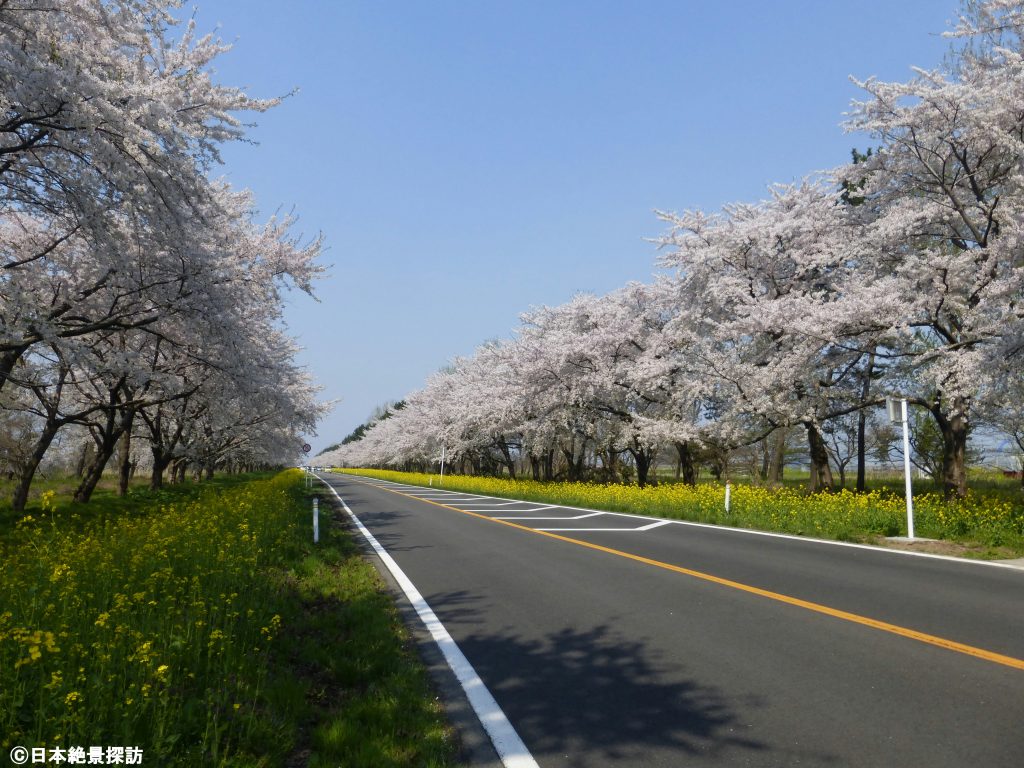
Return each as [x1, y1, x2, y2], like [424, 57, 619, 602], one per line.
[185, 0, 957, 454]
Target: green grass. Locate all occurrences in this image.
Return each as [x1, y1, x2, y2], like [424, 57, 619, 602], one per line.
[0, 470, 458, 767]
[271, 486, 457, 768]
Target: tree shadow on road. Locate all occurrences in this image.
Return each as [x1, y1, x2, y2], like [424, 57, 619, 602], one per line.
[329, 498, 436, 552]
[460, 622, 760, 766]
[425, 592, 840, 767]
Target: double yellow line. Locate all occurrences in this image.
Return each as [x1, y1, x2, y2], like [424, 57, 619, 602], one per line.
[356, 479, 1024, 672]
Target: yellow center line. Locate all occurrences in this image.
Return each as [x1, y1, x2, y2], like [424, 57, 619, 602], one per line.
[347, 478, 1024, 672]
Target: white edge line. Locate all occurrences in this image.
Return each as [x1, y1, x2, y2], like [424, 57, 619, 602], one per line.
[331, 473, 1024, 572]
[318, 479, 540, 768]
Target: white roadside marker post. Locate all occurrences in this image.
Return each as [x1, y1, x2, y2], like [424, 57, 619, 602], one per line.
[313, 497, 319, 543]
[725, 482, 731, 514]
[901, 399, 915, 540]
[887, 397, 915, 540]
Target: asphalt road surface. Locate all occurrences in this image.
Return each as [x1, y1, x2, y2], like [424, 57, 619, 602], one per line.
[316, 473, 1024, 768]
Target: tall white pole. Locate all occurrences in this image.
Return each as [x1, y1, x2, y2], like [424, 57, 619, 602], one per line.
[439, 445, 446, 485]
[901, 399, 915, 540]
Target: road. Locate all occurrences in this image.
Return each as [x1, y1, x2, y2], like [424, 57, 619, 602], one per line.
[316, 473, 1024, 768]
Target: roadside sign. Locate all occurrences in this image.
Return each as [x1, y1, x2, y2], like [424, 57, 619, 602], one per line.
[886, 398, 903, 425]
[302, 443, 311, 454]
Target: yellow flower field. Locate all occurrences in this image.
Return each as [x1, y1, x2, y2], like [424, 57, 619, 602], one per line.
[0, 472, 303, 763]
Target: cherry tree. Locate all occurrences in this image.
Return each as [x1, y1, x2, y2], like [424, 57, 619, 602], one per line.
[336, 284, 695, 486]
[1, 3, 327, 507]
[510, 285, 689, 486]
[657, 182, 882, 491]
[841, 0, 1024, 497]
[1, 2, 287, 391]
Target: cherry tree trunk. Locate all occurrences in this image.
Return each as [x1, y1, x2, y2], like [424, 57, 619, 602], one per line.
[674, 441, 697, 486]
[543, 449, 555, 481]
[11, 420, 61, 513]
[74, 439, 118, 503]
[74, 441, 94, 478]
[600, 449, 620, 483]
[768, 430, 787, 484]
[630, 444, 655, 488]
[856, 409, 868, 492]
[856, 351, 876, 493]
[117, 412, 135, 497]
[497, 439, 516, 479]
[75, 408, 131, 503]
[150, 448, 173, 490]
[562, 444, 584, 482]
[804, 421, 834, 493]
[930, 402, 969, 500]
[633, 451, 650, 488]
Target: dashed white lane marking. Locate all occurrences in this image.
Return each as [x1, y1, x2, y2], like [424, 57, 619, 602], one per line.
[536, 520, 675, 533]
[494, 511, 607, 521]
[408, 490, 474, 494]
[318, 479, 541, 768]
[460, 507, 554, 513]
[335, 474, 1024, 571]
[410, 494, 487, 500]
[463, 499, 540, 507]
[346, 480, 684, 536]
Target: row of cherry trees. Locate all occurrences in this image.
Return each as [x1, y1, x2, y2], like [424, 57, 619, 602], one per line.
[327, 0, 1024, 499]
[1, 1, 325, 511]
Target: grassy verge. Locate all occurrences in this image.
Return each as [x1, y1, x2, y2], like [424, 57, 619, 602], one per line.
[337, 468, 1024, 558]
[0, 470, 457, 767]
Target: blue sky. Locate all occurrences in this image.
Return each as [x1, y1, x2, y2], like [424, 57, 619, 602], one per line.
[186, 1, 956, 453]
